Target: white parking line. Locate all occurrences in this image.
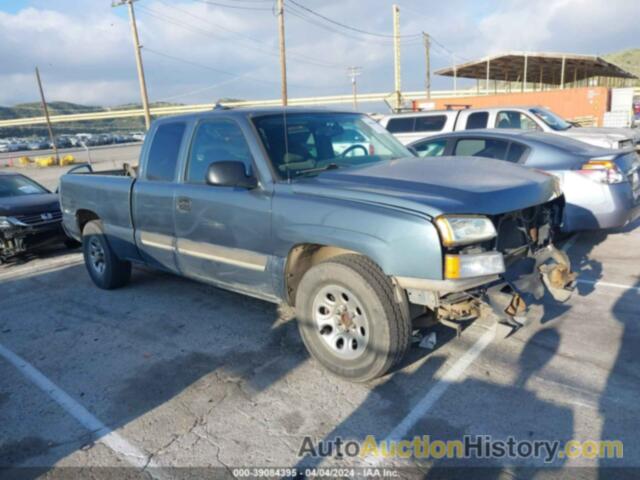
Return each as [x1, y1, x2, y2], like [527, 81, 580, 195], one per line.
[577, 279, 640, 293]
[371, 233, 583, 453]
[385, 326, 497, 442]
[0, 343, 170, 480]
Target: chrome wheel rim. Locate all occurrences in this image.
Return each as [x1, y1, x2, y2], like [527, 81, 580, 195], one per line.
[88, 237, 106, 275]
[312, 285, 369, 360]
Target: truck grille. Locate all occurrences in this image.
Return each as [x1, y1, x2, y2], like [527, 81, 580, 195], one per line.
[493, 198, 563, 262]
[15, 211, 62, 227]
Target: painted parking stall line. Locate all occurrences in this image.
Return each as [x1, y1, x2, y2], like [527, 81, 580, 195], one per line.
[0, 343, 170, 480]
[365, 233, 584, 465]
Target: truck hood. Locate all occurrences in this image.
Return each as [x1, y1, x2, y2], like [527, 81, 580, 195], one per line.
[293, 157, 560, 217]
[0, 193, 60, 217]
[557, 127, 639, 148]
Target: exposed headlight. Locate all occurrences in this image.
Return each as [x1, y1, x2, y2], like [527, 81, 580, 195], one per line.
[435, 215, 497, 247]
[0, 216, 12, 229]
[444, 252, 505, 279]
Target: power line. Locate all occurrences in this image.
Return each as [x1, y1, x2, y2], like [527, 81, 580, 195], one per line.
[288, 0, 422, 39]
[286, 6, 396, 47]
[143, 46, 345, 90]
[190, 0, 272, 11]
[137, 4, 343, 69]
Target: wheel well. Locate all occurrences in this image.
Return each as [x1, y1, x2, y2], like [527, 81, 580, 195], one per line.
[76, 209, 100, 233]
[285, 244, 360, 305]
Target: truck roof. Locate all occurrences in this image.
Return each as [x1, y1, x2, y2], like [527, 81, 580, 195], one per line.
[152, 106, 360, 125]
[382, 106, 546, 117]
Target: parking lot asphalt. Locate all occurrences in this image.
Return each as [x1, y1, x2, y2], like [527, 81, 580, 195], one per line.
[0, 163, 638, 478]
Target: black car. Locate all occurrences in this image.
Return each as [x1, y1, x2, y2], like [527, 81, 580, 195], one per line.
[0, 172, 72, 261]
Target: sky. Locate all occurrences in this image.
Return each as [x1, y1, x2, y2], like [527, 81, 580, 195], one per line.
[0, 0, 637, 107]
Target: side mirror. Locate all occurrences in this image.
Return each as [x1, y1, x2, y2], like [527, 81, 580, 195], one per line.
[206, 161, 257, 189]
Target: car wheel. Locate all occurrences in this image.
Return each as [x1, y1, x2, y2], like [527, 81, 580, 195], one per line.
[82, 220, 131, 289]
[295, 254, 411, 382]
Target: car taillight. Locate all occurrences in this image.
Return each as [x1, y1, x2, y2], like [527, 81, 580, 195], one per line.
[578, 159, 625, 184]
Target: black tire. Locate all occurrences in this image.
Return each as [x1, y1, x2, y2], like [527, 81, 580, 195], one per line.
[82, 220, 131, 289]
[295, 254, 411, 382]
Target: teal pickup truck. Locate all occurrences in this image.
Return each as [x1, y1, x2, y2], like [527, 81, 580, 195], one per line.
[60, 108, 575, 382]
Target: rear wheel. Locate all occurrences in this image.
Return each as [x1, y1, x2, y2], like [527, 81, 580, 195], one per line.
[82, 220, 131, 289]
[295, 254, 411, 382]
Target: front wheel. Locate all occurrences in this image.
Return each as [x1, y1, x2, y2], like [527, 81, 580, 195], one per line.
[295, 254, 411, 382]
[82, 220, 131, 289]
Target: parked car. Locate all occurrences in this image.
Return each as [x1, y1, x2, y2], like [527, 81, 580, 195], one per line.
[410, 130, 640, 232]
[380, 106, 640, 150]
[130, 131, 145, 142]
[27, 138, 50, 151]
[0, 142, 8, 153]
[0, 172, 74, 261]
[55, 136, 73, 149]
[60, 108, 575, 382]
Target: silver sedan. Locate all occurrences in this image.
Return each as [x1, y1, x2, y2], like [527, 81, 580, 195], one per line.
[409, 129, 640, 232]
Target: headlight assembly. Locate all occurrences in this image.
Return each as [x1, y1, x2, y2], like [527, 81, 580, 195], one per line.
[435, 215, 497, 247]
[0, 216, 12, 229]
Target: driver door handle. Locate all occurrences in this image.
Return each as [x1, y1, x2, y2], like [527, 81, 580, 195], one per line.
[177, 196, 191, 212]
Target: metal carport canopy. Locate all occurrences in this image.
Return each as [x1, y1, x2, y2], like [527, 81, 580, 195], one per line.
[434, 52, 638, 85]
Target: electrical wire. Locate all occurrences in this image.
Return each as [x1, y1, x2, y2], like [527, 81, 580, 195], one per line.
[287, 0, 422, 39]
[190, 0, 273, 11]
[137, 4, 343, 69]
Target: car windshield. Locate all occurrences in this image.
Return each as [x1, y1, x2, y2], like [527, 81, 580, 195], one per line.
[0, 175, 48, 198]
[529, 107, 572, 131]
[252, 112, 411, 179]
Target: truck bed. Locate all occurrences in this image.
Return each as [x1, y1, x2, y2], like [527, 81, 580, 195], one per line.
[59, 169, 138, 260]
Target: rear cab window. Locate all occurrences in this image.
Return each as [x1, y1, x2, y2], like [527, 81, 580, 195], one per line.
[415, 115, 446, 133]
[385, 117, 415, 133]
[454, 138, 509, 160]
[145, 122, 187, 181]
[465, 112, 489, 129]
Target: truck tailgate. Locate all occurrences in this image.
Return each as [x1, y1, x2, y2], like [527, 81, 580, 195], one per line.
[60, 173, 140, 261]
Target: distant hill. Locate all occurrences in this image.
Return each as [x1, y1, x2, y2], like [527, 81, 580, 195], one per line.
[603, 48, 640, 85]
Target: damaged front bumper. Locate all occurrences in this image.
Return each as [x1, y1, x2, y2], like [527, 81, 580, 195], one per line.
[397, 244, 577, 336]
[0, 221, 65, 261]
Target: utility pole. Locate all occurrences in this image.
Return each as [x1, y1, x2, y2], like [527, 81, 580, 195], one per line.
[452, 54, 457, 93]
[392, 4, 402, 111]
[347, 66, 362, 109]
[277, 0, 288, 106]
[35, 67, 59, 165]
[112, 0, 151, 130]
[423, 32, 431, 100]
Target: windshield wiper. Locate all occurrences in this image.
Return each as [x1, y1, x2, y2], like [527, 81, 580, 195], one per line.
[297, 163, 341, 177]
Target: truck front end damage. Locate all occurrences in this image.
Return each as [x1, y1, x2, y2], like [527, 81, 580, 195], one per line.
[399, 197, 576, 335]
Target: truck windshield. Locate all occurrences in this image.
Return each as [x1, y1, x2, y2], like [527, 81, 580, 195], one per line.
[529, 107, 572, 131]
[252, 113, 411, 179]
[0, 175, 48, 198]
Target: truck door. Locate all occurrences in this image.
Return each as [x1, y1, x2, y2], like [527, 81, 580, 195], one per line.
[173, 117, 274, 298]
[132, 121, 187, 273]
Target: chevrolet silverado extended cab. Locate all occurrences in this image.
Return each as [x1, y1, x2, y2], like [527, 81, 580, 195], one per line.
[60, 108, 575, 382]
[380, 106, 640, 150]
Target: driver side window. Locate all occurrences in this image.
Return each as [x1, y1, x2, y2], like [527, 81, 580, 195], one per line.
[496, 111, 539, 131]
[186, 119, 253, 184]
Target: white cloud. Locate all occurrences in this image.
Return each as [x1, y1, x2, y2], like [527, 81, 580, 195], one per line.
[0, 0, 637, 106]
